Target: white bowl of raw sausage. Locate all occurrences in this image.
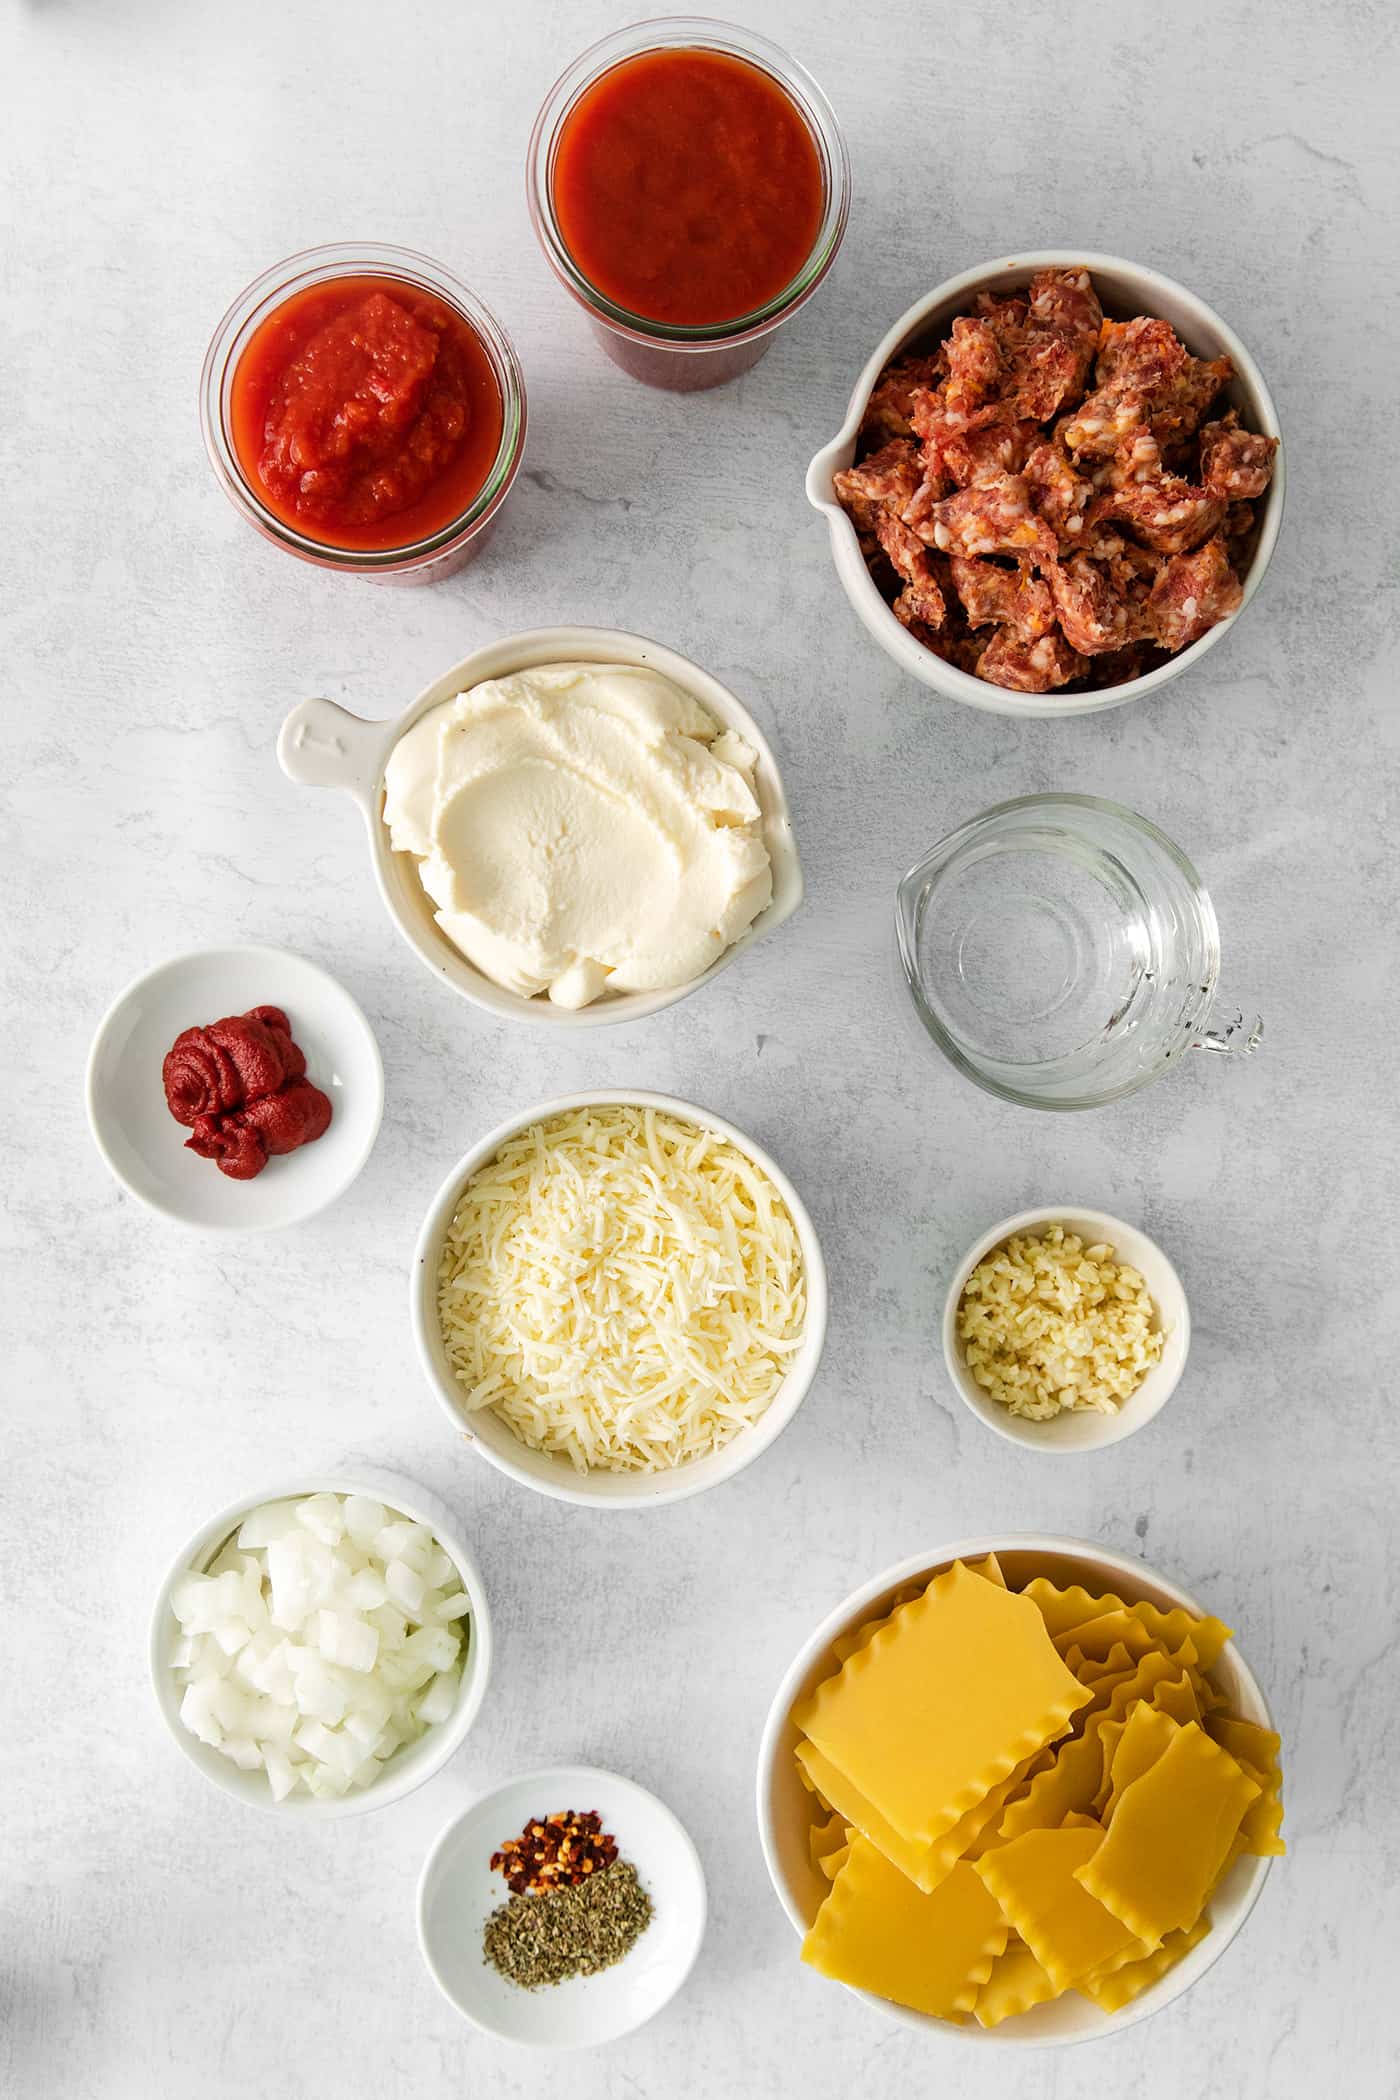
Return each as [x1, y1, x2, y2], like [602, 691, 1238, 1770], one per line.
[806, 252, 1284, 719]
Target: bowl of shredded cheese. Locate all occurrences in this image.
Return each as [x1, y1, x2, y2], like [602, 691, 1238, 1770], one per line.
[411, 1093, 827, 1506]
[942, 1209, 1189, 1453]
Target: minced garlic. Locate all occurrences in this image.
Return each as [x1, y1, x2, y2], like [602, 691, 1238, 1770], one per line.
[956, 1223, 1163, 1421]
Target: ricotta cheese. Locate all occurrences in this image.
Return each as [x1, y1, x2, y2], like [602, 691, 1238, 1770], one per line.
[382, 662, 773, 1007]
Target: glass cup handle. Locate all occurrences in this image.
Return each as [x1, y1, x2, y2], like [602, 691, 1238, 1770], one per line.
[1191, 1008, 1264, 1056]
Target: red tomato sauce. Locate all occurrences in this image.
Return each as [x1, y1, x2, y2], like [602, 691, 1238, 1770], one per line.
[551, 47, 825, 329]
[230, 276, 504, 550]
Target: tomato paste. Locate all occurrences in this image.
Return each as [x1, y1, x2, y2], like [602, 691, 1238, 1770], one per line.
[551, 47, 824, 328]
[230, 277, 504, 550]
[163, 1005, 332, 1181]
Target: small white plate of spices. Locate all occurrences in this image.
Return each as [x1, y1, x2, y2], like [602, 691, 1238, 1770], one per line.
[416, 1764, 707, 2049]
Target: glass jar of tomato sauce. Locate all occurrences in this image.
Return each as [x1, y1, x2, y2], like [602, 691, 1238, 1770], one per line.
[527, 18, 850, 392]
[201, 244, 527, 583]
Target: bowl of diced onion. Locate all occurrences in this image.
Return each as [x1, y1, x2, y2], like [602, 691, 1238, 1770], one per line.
[150, 1469, 492, 1815]
[411, 1091, 827, 1509]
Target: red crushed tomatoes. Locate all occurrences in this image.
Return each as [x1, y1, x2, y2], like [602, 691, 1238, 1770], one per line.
[230, 276, 504, 551]
[551, 47, 825, 329]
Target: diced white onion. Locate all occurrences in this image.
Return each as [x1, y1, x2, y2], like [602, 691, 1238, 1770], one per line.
[342, 1496, 386, 1545]
[236, 1501, 302, 1550]
[168, 1493, 469, 1802]
[416, 1670, 459, 1726]
[296, 1493, 346, 1546]
[384, 1559, 426, 1615]
[317, 1610, 379, 1675]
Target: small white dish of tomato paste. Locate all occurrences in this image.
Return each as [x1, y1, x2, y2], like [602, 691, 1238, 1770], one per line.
[86, 943, 383, 1231]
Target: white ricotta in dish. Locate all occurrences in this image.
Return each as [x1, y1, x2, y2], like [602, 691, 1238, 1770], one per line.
[382, 662, 773, 1008]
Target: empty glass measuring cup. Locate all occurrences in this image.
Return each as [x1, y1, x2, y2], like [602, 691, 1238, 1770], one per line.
[895, 794, 1262, 1111]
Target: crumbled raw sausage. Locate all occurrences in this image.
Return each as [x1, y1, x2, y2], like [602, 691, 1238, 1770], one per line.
[924, 474, 1058, 562]
[832, 266, 1277, 696]
[949, 557, 1057, 642]
[1045, 554, 1152, 655]
[1092, 477, 1226, 556]
[978, 627, 1089, 693]
[875, 511, 947, 628]
[1146, 535, 1243, 651]
[1199, 411, 1279, 500]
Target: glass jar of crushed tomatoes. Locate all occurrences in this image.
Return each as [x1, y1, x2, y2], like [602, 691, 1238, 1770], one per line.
[527, 18, 850, 392]
[201, 244, 527, 583]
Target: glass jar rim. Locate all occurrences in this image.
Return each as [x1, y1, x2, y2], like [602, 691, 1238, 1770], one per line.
[526, 16, 851, 348]
[895, 793, 1221, 1112]
[200, 242, 528, 571]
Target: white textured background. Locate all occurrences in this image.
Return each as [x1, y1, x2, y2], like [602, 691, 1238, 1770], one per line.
[4, 1, 1398, 2094]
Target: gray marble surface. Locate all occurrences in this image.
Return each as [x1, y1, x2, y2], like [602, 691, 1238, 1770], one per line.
[4, 0, 1398, 2093]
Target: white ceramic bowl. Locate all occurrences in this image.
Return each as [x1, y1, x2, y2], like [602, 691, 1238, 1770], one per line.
[417, 1764, 707, 2047]
[942, 1207, 1190, 1453]
[150, 1469, 492, 1817]
[806, 250, 1285, 719]
[86, 944, 384, 1231]
[757, 1534, 1275, 2046]
[277, 626, 803, 1027]
[412, 1090, 828, 1508]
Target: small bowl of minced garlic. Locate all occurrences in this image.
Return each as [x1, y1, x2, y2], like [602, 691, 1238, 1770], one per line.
[941, 1207, 1189, 1453]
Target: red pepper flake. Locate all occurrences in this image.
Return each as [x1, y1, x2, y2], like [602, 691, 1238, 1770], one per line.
[490, 1809, 619, 1895]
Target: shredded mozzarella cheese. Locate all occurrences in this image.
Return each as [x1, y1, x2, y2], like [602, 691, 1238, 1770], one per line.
[436, 1105, 807, 1473]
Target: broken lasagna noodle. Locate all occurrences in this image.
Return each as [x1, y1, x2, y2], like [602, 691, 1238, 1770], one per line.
[794, 1557, 1285, 2027]
[834, 268, 1278, 694]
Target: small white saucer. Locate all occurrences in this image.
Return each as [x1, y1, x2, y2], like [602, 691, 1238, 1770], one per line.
[86, 944, 384, 1231]
[417, 1765, 707, 2048]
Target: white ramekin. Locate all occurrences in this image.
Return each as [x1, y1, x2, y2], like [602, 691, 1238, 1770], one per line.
[941, 1207, 1190, 1453]
[277, 627, 803, 1026]
[806, 250, 1285, 719]
[756, 1535, 1276, 2047]
[150, 1468, 492, 1817]
[411, 1090, 828, 1508]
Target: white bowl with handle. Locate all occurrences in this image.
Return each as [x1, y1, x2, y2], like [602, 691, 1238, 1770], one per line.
[756, 1534, 1277, 2045]
[806, 250, 1285, 718]
[277, 627, 803, 1026]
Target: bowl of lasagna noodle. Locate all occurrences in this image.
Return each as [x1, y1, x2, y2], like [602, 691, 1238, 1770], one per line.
[756, 1536, 1277, 2044]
